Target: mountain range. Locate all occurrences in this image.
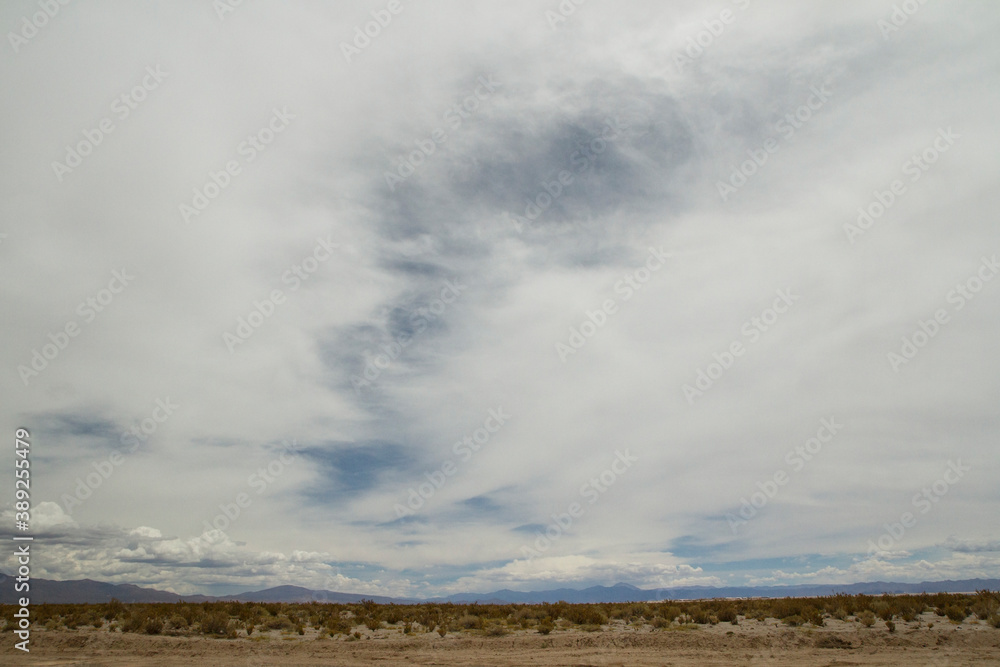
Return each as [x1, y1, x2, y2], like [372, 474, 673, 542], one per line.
[2, 573, 997, 605]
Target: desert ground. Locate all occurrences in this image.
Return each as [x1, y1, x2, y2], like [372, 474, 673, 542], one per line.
[5, 612, 999, 667]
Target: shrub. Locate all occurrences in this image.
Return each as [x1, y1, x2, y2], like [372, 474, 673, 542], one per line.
[564, 605, 607, 626]
[266, 615, 294, 630]
[973, 591, 1000, 620]
[456, 614, 481, 630]
[659, 605, 682, 622]
[945, 606, 967, 623]
[511, 607, 539, 623]
[324, 615, 350, 635]
[482, 622, 508, 636]
[17, 595, 994, 647]
[122, 610, 149, 633]
[104, 599, 125, 621]
[885, 620, 895, 633]
[688, 606, 711, 625]
[716, 606, 737, 624]
[144, 617, 164, 635]
[803, 607, 825, 627]
[771, 599, 804, 620]
[625, 603, 652, 621]
[200, 611, 232, 636]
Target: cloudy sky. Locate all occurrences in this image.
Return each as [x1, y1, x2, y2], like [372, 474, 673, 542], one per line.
[2, 1, 998, 598]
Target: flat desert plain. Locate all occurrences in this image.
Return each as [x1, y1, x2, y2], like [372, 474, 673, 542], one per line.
[5, 613, 999, 666]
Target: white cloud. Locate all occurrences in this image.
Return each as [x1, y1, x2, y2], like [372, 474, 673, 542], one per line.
[1, 1, 998, 597]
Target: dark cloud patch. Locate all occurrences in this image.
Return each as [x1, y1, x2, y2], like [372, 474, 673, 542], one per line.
[362, 76, 699, 274]
[400, 106, 691, 227]
[297, 440, 418, 504]
[32, 411, 121, 443]
[512, 523, 548, 534]
[318, 278, 472, 408]
[458, 495, 504, 513]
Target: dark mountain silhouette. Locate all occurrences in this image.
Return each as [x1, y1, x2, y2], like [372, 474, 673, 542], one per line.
[428, 579, 1000, 604]
[2, 572, 996, 605]
[0, 574, 410, 605]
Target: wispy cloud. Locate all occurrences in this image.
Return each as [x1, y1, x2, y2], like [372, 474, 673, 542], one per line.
[2, 0, 999, 596]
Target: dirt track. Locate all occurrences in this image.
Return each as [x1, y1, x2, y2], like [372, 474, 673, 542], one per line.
[6, 615, 999, 666]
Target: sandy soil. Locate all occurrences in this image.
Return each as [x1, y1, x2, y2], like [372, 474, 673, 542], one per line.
[5, 614, 999, 666]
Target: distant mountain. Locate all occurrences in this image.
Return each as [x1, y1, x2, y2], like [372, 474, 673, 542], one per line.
[219, 585, 411, 605]
[0, 574, 187, 604]
[2, 572, 996, 605]
[435, 579, 1000, 604]
[431, 582, 653, 604]
[0, 574, 412, 605]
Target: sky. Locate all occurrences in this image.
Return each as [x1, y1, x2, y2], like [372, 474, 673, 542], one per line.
[1, 1, 998, 598]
